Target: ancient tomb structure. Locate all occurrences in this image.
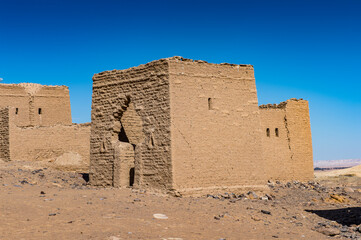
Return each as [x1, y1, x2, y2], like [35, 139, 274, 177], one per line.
[0, 83, 90, 170]
[90, 57, 314, 195]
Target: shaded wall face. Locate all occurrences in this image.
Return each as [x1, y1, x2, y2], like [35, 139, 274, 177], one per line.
[0, 84, 72, 126]
[259, 100, 314, 181]
[0, 108, 10, 161]
[169, 61, 267, 193]
[259, 108, 293, 180]
[90, 61, 173, 191]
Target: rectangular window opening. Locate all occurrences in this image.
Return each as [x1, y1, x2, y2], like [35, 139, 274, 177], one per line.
[129, 167, 135, 187]
[275, 128, 279, 137]
[208, 98, 213, 110]
[15, 108, 18, 115]
[266, 128, 270, 137]
[38, 108, 42, 115]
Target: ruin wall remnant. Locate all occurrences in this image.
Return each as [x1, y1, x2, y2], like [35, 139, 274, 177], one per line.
[0, 83, 90, 169]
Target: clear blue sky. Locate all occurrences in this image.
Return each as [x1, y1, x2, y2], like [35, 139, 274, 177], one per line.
[1, 0, 360, 161]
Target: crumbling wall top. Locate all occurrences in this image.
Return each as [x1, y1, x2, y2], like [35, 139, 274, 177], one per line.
[93, 56, 253, 82]
[0, 83, 69, 96]
[259, 98, 306, 109]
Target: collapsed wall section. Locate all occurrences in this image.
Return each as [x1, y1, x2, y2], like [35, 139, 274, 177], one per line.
[168, 57, 267, 194]
[0, 108, 10, 161]
[259, 99, 313, 181]
[90, 59, 172, 191]
[9, 119, 90, 170]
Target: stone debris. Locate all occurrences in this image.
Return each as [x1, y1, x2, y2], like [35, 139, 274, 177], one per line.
[153, 214, 168, 220]
[261, 210, 271, 215]
[316, 227, 341, 236]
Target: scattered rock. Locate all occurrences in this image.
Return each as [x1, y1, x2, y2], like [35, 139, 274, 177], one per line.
[31, 169, 43, 174]
[214, 215, 221, 220]
[247, 191, 258, 199]
[344, 187, 354, 193]
[153, 213, 168, 219]
[48, 213, 57, 216]
[260, 196, 269, 201]
[316, 227, 340, 236]
[329, 194, 347, 203]
[108, 236, 120, 240]
[261, 210, 271, 215]
[20, 180, 28, 184]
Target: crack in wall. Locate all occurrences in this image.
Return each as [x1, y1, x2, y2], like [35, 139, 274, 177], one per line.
[284, 115, 294, 161]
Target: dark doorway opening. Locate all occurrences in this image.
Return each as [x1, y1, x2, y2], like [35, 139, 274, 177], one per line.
[80, 173, 89, 183]
[118, 125, 130, 143]
[129, 167, 135, 187]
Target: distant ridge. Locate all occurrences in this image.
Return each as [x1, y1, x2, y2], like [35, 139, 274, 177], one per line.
[314, 159, 361, 169]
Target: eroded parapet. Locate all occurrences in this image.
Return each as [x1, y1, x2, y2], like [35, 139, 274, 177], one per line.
[259, 99, 313, 181]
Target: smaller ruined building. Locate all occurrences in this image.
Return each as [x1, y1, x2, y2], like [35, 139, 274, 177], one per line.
[0, 83, 90, 170]
[90, 57, 314, 195]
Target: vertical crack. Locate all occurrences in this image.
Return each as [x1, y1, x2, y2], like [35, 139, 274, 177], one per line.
[284, 116, 294, 161]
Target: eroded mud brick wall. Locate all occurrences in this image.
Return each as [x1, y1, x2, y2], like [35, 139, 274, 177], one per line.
[259, 99, 313, 181]
[9, 119, 91, 167]
[168, 58, 268, 193]
[0, 83, 72, 126]
[0, 108, 10, 161]
[284, 100, 314, 180]
[90, 60, 172, 190]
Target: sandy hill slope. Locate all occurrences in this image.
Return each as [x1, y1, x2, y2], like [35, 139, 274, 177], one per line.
[316, 164, 361, 178]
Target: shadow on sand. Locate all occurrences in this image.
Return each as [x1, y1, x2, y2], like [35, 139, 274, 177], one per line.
[305, 207, 361, 226]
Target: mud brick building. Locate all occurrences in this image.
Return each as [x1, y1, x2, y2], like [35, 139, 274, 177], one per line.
[0, 83, 90, 169]
[90, 57, 314, 195]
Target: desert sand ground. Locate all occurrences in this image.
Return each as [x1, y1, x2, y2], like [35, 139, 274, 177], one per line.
[0, 160, 360, 240]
